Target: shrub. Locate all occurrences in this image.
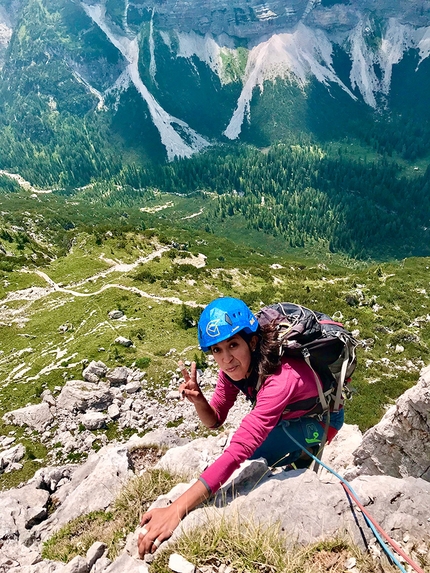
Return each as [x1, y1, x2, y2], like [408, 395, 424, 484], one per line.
[176, 304, 201, 330]
[133, 268, 158, 283]
[135, 357, 151, 369]
[391, 329, 420, 345]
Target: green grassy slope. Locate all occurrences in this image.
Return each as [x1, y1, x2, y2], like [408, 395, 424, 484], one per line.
[1, 184, 430, 487]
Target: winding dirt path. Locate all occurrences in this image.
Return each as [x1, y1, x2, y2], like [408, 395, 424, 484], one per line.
[2, 247, 203, 308]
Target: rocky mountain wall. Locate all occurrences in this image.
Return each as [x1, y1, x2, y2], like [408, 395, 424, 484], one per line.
[118, 0, 430, 38]
[0, 5, 12, 69]
[2, 0, 430, 161]
[346, 364, 430, 482]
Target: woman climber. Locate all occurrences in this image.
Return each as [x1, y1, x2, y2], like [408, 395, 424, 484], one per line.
[137, 296, 344, 558]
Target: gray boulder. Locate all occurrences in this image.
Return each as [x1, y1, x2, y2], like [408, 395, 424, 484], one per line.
[82, 361, 108, 383]
[107, 404, 120, 420]
[3, 403, 53, 432]
[127, 428, 189, 450]
[0, 435, 16, 447]
[168, 554, 194, 573]
[86, 542, 107, 570]
[32, 465, 76, 493]
[320, 423, 363, 482]
[79, 412, 108, 430]
[155, 434, 229, 478]
[125, 381, 141, 394]
[103, 553, 148, 573]
[106, 366, 130, 386]
[347, 365, 430, 481]
[91, 557, 112, 573]
[56, 381, 114, 413]
[60, 555, 89, 573]
[0, 443, 26, 473]
[41, 390, 56, 407]
[114, 336, 133, 347]
[0, 540, 54, 572]
[108, 310, 124, 320]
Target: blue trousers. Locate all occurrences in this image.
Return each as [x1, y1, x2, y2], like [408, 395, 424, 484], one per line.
[249, 409, 344, 467]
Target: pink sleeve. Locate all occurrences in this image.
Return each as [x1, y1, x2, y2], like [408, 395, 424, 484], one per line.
[200, 362, 304, 494]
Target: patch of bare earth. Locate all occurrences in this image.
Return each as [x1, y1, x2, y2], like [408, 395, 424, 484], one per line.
[129, 446, 165, 473]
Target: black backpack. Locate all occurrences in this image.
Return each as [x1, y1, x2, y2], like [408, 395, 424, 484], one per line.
[255, 302, 358, 417]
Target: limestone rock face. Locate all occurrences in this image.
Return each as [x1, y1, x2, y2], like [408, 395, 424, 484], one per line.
[2, 363, 430, 572]
[35, 445, 130, 540]
[79, 411, 108, 430]
[122, 0, 430, 39]
[0, 483, 50, 541]
[346, 365, 430, 481]
[155, 434, 229, 478]
[213, 471, 430, 550]
[320, 423, 363, 483]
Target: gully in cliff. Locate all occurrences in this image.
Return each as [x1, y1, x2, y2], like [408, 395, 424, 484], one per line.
[137, 296, 345, 558]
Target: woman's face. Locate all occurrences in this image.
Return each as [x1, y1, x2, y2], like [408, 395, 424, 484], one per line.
[210, 334, 256, 380]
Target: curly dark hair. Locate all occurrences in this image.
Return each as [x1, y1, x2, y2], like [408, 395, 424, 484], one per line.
[241, 321, 282, 387]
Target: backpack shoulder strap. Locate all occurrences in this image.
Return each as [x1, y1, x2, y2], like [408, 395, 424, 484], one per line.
[302, 348, 330, 413]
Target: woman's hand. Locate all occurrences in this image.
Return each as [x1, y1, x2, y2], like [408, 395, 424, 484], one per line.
[178, 361, 204, 404]
[178, 361, 219, 428]
[137, 506, 181, 558]
[137, 480, 210, 559]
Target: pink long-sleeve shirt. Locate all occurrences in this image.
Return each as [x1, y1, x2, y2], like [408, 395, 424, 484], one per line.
[199, 357, 322, 494]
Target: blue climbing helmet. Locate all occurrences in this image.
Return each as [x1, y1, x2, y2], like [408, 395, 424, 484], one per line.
[198, 297, 259, 352]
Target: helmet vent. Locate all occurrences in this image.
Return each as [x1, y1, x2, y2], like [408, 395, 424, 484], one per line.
[225, 313, 233, 325]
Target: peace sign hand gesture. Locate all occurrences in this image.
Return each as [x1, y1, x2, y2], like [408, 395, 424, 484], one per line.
[178, 361, 218, 428]
[178, 361, 204, 404]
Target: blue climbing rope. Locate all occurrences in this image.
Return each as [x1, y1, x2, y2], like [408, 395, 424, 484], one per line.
[282, 427, 409, 573]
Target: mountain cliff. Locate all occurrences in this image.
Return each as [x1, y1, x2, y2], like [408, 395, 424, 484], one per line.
[1, 0, 430, 163]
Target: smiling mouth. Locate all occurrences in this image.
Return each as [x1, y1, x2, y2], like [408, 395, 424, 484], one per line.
[226, 365, 238, 372]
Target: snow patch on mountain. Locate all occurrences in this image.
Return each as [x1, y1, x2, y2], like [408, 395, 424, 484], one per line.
[348, 19, 379, 108]
[416, 25, 430, 64]
[224, 22, 355, 140]
[173, 30, 243, 85]
[82, 2, 210, 160]
[175, 31, 222, 76]
[378, 19, 412, 94]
